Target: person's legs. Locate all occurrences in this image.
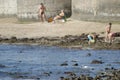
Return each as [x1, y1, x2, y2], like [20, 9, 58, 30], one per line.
[105, 32, 109, 42]
[53, 15, 61, 22]
[88, 41, 91, 45]
[43, 13, 47, 21]
[40, 15, 44, 22]
[111, 33, 115, 42]
[108, 33, 114, 43]
[40, 12, 45, 22]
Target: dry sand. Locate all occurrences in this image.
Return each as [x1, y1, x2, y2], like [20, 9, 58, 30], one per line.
[0, 18, 119, 38]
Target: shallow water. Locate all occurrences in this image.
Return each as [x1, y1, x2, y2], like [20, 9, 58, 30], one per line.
[0, 44, 120, 80]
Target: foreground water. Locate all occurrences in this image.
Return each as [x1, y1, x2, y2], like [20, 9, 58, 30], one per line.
[0, 44, 120, 80]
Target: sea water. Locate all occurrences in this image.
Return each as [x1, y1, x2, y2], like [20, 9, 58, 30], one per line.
[0, 44, 120, 80]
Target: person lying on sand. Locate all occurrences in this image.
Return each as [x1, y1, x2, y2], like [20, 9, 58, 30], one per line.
[53, 10, 66, 23]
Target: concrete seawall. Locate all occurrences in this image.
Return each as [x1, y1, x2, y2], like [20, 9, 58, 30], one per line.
[72, 0, 120, 22]
[0, 0, 120, 22]
[0, 0, 71, 20]
[17, 0, 71, 21]
[0, 0, 17, 17]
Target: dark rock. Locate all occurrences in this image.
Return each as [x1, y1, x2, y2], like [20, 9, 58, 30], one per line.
[60, 62, 68, 66]
[73, 63, 78, 66]
[86, 76, 93, 80]
[94, 76, 100, 80]
[86, 53, 92, 57]
[91, 60, 103, 64]
[114, 62, 120, 64]
[0, 37, 3, 42]
[3, 38, 9, 41]
[0, 64, 6, 68]
[43, 72, 51, 76]
[106, 64, 111, 66]
[105, 68, 110, 70]
[20, 38, 28, 42]
[64, 72, 76, 76]
[19, 50, 23, 53]
[60, 77, 64, 80]
[10, 36, 17, 43]
[79, 74, 86, 80]
[36, 77, 40, 80]
[71, 60, 77, 62]
[18, 61, 22, 63]
[63, 78, 69, 80]
[98, 57, 102, 59]
[11, 36, 17, 40]
[62, 68, 120, 80]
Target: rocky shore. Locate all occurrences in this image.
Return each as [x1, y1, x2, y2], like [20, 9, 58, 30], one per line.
[0, 34, 120, 80]
[0, 33, 120, 50]
[1, 66, 120, 80]
[1, 58, 120, 80]
[60, 68, 120, 80]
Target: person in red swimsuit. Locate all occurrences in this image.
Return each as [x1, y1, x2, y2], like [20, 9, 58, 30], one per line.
[38, 3, 46, 22]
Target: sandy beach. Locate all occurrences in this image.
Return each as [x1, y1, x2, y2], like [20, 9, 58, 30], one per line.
[0, 18, 119, 50]
[0, 18, 120, 38]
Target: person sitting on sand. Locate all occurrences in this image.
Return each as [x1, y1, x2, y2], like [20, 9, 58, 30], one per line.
[53, 10, 66, 23]
[105, 22, 112, 42]
[87, 33, 98, 45]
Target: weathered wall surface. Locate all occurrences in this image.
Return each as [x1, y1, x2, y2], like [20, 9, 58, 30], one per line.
[0, 0, 120, 22]
[0, 0, 17, 17]
[17, 0, 39, 20]
[17, 0, 71, 20]
[72, 0, 120, 21]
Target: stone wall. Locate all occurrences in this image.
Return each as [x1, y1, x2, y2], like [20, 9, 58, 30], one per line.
[0, 0, 17, 17]
[17, 0, 39, 20]
[17, 0, 71, 20]
[72, 0, 120, 21]
[98, 0, 120, 17]
[0, 0, 120, 22]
